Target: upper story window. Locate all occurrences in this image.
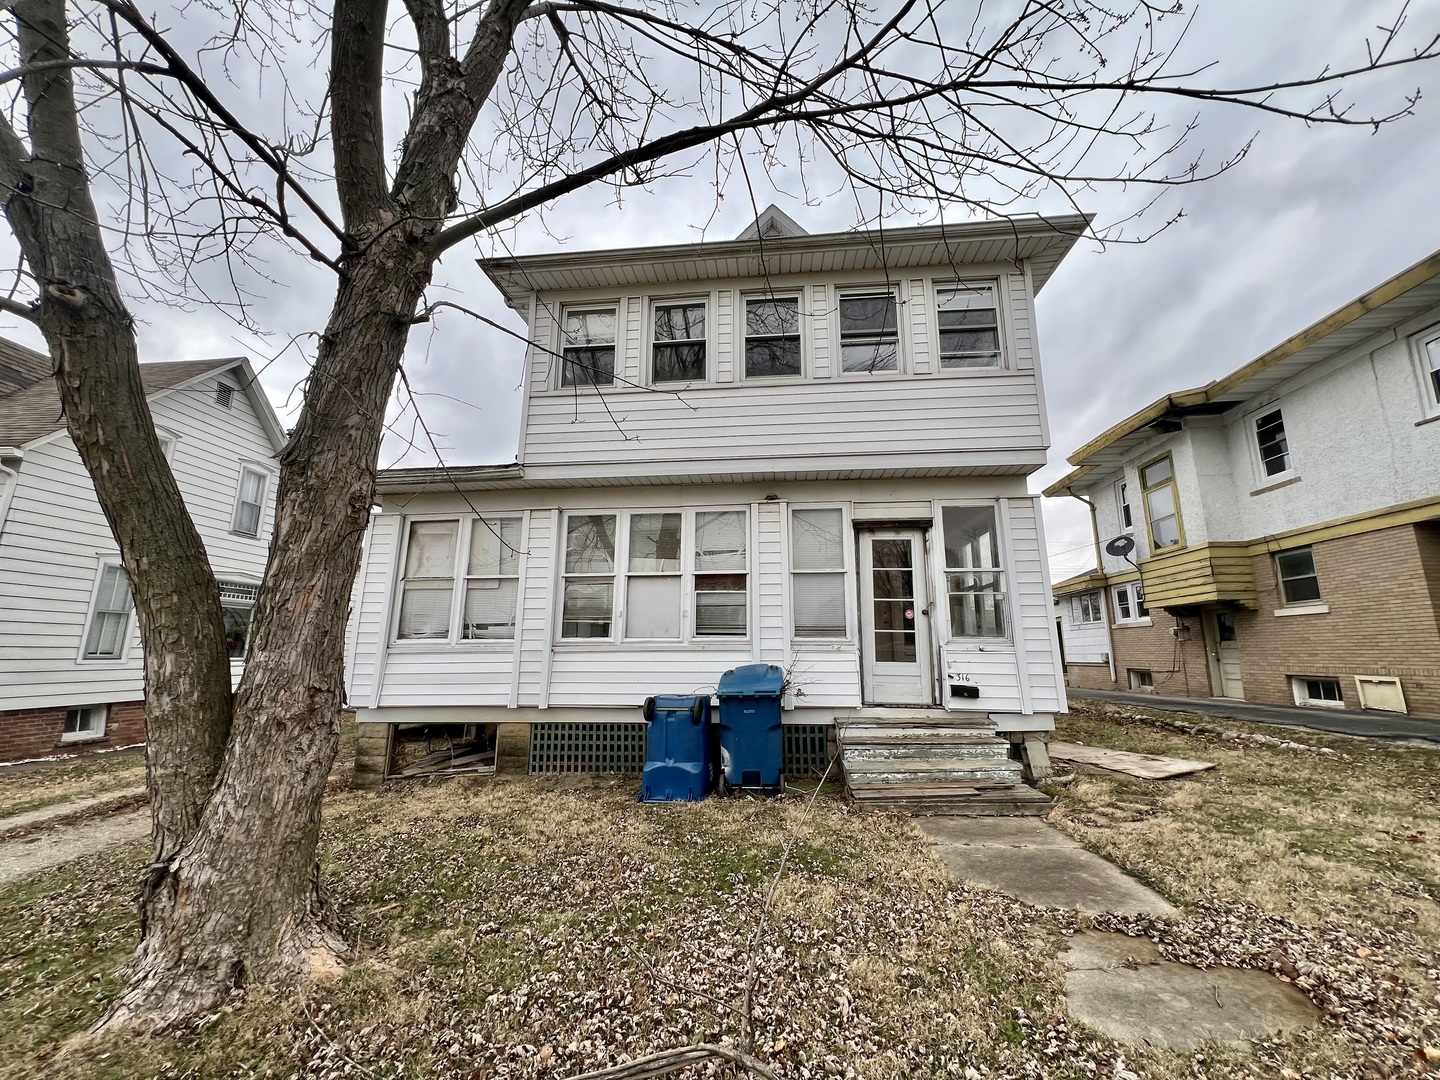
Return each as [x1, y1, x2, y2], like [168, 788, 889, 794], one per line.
[560, 306, 617, 387]
[82, 563, 133, 660]
[791, 507, 847, 639]
[652, 301, 706, 383]
[935, 283, 1000, 369]
[1275, 547, 1322, 607]
[1115, 479, 1133, 532]
[395, 517, 523, 642]
[744, 296, 802, 378]
[838, 288, 899, 374]
[1073, 591, 1102, 624]
[1254, 409, 1292, 478]
[1416, 325, 1440, 415]
[941, 504, 1008, 639]
[232, 466, 267, 538]
[1140, 455, 1183, 550]
[560, 508, 749, 641]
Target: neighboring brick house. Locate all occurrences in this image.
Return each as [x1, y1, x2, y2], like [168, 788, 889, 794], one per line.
[1046, 247, 1440, 719]
[0, 339, 285, 761]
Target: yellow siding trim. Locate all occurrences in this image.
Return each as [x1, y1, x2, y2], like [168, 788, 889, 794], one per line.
[1138, 542, 1256, 608]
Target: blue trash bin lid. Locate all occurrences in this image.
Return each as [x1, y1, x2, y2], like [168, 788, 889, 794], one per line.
[652, 694, 702, 711]
[716, 663, 785, 697]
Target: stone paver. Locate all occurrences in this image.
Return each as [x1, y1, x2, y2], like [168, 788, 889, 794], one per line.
[917, 816, 1177, 917]
[0, 785, 146, 838]
[1060, 932, 1319, 1049]
[0, 808, 149, 886]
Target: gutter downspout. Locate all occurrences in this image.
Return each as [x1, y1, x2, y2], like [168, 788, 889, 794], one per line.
[1063, 487, 1117, 685]
[0, 448, 23, 544]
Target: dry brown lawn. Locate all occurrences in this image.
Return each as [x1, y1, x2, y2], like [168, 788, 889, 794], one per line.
[0, 749, 146, 819]
[0, 706, 1436, 1079]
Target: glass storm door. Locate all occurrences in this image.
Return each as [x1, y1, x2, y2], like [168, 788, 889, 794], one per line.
[858, 530, 934, 706]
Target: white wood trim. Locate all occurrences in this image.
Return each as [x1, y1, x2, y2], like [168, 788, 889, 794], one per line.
[538, 509, 560, 707]
[369, 514, 404, 708]
[1029, 494, 1068, 714]
[508, 510, 531, 708]
[515, 293, 535, 463]
[998, 498, 1033, 715]
[0, 457, 19, 541]
[345, 518, 372, 702]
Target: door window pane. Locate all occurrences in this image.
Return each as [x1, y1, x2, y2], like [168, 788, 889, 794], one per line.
[873, 632, 917, 663]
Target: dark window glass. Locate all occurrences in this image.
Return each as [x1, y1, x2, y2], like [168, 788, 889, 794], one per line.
[1256, 410, 1290, 476]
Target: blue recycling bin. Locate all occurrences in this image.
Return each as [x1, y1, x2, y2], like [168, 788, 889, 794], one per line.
[639, 695, 714, 803]
[715, 663, 785, 795]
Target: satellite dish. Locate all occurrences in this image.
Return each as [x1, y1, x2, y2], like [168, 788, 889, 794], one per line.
[1105, 535, 1136, 557]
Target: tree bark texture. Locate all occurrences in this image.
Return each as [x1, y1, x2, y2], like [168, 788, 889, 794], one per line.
[0, 0, 234, 862]
[96, 0, 538, 1029]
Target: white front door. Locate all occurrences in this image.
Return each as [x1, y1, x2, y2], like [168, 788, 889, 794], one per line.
[858, 529, 934, 706]
[1206, 610, 1244, 699]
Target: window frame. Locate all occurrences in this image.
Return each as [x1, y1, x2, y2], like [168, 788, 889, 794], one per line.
[61, 704, 108, 744]
[622, 511, 685, 641]
[218, 579, 261, 660]
[939, 502, 1011, 642]
[1251, 407, 1296, 483]
[788, 504, 853, 642]
[1111, 582, 1150, 625]
[557, 302, 620, 389]
[1115, 478, 1133, 533]
[1274, 547, 1323, 608]
[1291, 675, 1345, 709]
[1139, 453, 1185, 551]
[648, 296, 710, 386]
[836, 284, 903, 377]
[1072, 590, 1103, 625]
[391, 515, 526, 645]
[740, 292, 806, 381]
[231, 463, 270, 538]
[931, 278, 1005, 371]
[1413, 323, 1440, 416]
[77, 559, 135, 664]
[556, 507, 752, 645]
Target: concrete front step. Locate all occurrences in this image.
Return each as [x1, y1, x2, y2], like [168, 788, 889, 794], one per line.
[849, 782, 1054, 816]
[842, 742, 1012, 763]
[838, 725, 1004, 743]
[843, 761, 1024, 786]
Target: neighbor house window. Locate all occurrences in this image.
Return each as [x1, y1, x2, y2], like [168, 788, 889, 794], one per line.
[935, 282, 1000, 368]
[791, 508, 847, 638]
[396, 520, 458, 640]
[744, 296, 802, 377]
[1292, 676, 1344, 708]
[463, 517, 522, 640]
[1255, 409, 1291, 478]
[651, 301, 706, 383]
[1073, 591, 1102, 624]
[82, 564, 133, 660]
[694, 511, 747, 636]
[560, 306, 617, 387]
[561, 514, 617, 638]
[625, 513, 683, 639]
[838, 288, 899, 374]
[62, 705, 108, 743]
[1275, 548, 1321, 606]
[1140, 455, 1182, 549]
[1112, 582, 1148, 623]
[1116, 480, 1133, 531]
[1415, 327, 1440, 411]
[218, 580, 260, 659]
[942, 505, 1007, 639]
[232, 466, 267, 537]
[1128, 669, 1154, 690]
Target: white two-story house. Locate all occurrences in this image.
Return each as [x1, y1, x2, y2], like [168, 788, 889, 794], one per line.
[346, 208, 1089, 806]
[1048, 246, 1440, 719]
[0, 339, 285, 760]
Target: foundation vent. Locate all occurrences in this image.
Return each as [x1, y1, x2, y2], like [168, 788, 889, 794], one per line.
[529, 722, 647, 774]
[783, 724, 834, 778]
[1353, 676, 1407, 714]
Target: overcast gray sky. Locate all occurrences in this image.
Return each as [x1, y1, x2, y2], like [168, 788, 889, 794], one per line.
[3, 0, 1436, 582]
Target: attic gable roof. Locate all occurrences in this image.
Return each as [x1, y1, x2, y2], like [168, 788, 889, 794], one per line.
[479, 212, 1094, 307]
[1043, 244, 1440, 498]
[0, 352, 284, 451]
[734, 204, 807, 241]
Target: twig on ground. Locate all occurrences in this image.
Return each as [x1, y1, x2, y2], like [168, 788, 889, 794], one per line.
[566, 1042, 779, 1080]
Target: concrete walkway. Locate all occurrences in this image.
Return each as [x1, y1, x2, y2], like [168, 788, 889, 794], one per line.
[0, 808, 149, 886]
[917, 817, 1176, 917]
[1076, 689, 1440, 744]
[0, 786, 147, 839]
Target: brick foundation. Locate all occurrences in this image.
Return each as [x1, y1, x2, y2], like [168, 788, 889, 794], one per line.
[0, 700, 146, 762]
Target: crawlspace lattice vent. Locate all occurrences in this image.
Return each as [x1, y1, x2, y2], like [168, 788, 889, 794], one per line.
[529, 722, 647, 774]
[783, 723, 833, 778]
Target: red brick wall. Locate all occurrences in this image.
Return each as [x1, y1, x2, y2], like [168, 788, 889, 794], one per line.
[0, 700, 146, 762]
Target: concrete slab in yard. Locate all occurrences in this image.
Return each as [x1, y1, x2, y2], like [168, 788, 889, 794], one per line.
[1061, 932, 1319, 1049]
[917, 817, 1178, 917]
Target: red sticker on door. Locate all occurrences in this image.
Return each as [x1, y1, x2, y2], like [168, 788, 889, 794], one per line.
[904, 608, 915, 620]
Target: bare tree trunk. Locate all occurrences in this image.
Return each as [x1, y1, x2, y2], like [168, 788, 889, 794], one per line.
[98, 229, 434, 1026]
[0, 0, 233, 860]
